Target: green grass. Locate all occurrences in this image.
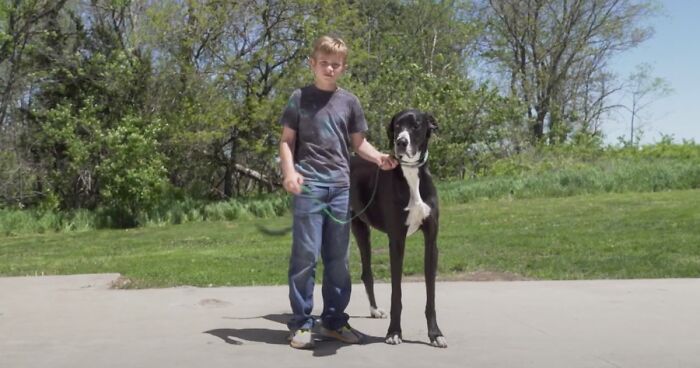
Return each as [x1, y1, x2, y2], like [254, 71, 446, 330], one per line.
[2, 189, 699, 287]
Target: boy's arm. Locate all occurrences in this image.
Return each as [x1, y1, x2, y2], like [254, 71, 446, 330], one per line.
[279, 126, 304, 194]
[350, 132, 398, 171]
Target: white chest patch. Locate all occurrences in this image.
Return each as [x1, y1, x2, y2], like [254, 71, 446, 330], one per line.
[401, 165, 431, 237]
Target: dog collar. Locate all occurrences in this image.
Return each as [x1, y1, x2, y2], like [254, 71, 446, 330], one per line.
[399, 150, 429, 168]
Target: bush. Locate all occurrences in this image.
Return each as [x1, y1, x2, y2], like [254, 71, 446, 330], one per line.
[97, 115, 169, 227]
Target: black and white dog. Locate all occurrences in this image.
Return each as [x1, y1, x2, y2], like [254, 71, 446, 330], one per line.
[350, 109, 447, 348]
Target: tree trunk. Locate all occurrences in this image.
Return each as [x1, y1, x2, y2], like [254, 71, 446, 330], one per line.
[533, 110, 546, 141]
[223, 160, 233, 198]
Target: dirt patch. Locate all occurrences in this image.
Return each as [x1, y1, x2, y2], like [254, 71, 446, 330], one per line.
[403, 271, 531, 282]
[109, 276, 135, 289]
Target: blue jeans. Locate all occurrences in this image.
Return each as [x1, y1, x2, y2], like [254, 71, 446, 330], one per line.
[287, 185, 351, 331]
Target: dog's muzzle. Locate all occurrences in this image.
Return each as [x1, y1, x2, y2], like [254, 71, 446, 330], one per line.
[395, 137, 409, 156]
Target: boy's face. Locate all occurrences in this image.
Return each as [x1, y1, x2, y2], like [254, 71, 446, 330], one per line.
[309, 52, 346, 87]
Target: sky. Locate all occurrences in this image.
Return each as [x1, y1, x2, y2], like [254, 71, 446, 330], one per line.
[605, 0, 700, 144]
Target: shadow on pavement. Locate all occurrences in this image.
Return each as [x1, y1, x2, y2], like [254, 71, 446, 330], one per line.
[204, 328, 288, 345]
[206, 313, 433, 355]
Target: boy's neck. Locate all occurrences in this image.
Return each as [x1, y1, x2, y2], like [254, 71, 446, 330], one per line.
[314, 80, 338, 92]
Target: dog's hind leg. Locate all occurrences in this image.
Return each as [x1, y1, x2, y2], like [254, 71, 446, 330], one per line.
[351, 218, 387, 319]
[422, 218, 447, 348]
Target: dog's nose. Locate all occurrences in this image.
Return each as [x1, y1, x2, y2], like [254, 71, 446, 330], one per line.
[396, 137, 408, 149]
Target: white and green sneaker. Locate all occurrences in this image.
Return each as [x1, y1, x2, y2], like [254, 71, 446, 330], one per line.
[289, 329, 315, 349]
[319, 324, 364, 344]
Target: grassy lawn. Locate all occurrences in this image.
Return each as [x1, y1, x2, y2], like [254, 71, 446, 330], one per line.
[2, 189, 699, 288]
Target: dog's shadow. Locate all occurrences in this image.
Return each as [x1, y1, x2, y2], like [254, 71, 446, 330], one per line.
[204, 313, 427, 357]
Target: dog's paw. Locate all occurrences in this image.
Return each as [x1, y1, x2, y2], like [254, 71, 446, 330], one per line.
[370, 307, 388, 319]
[385, 333, 402, 345]
[431, 336, 448, 348]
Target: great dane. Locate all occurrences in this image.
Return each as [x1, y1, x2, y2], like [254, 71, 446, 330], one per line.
[349, 109, 447, 348]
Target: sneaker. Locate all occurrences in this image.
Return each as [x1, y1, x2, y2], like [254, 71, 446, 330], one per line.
[319, 324, 364, 344]
[289, 329, 314, 349]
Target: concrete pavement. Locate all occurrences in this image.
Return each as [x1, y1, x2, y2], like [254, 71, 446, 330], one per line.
[1, 274, 699, 368]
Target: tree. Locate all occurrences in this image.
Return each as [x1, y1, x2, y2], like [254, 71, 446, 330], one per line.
[141, 0, 325, 198]
[622, 62, 672, 145]
[0, 0, 70, 206]
[0, 0, 69, 128]
[482, 0, 659, 144]
[341, 0, 524, 178]
[18, 0, 168, 225]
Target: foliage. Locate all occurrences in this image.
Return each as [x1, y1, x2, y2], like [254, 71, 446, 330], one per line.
[0, 0, 670, 229]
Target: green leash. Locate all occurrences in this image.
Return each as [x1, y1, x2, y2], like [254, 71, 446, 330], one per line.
[256, 166, 382, 236]
[300, 167, 381, 224]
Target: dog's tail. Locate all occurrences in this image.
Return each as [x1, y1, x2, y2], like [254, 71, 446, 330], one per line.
[255, 223, 292, 236]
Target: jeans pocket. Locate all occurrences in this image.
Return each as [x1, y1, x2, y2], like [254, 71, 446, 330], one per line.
[293, 186, 326, 216]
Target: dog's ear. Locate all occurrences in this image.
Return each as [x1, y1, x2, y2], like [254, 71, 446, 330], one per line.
[425, 112, 438, 138]
[387, 113, 397, 143]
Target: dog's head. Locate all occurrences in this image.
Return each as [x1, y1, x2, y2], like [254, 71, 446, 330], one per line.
[386, 109, 438, 164]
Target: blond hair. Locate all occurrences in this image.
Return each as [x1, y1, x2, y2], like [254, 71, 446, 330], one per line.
[311, 36, 348, 62]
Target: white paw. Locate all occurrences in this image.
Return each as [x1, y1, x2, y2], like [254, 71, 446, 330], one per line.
[385, 334, 402, 345]
[370, 307, 388, 319]
[431, 336, 448, 348]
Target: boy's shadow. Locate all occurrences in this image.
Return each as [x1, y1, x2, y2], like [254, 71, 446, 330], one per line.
[204, 313, 392, 357]
[204, 313, 291, 346]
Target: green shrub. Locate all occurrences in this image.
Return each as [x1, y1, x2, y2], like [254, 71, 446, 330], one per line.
[97, 115, 169, 227]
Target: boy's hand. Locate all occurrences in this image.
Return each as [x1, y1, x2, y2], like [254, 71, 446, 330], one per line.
[283, 171, 305, 195]
[378, 154, 399, 171]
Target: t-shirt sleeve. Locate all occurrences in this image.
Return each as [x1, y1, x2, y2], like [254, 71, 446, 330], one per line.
[348, 95, 368, 134]
[279, 90, 301, 130]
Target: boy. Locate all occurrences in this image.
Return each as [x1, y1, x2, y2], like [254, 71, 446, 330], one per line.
[279, 35, 397, 349]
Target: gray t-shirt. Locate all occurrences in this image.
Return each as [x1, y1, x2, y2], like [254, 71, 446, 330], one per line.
[280, 85, 368, 187]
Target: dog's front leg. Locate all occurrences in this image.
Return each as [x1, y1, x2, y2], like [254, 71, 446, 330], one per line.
[423, 218, 447, 348]
[386, 236, 406, 345]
